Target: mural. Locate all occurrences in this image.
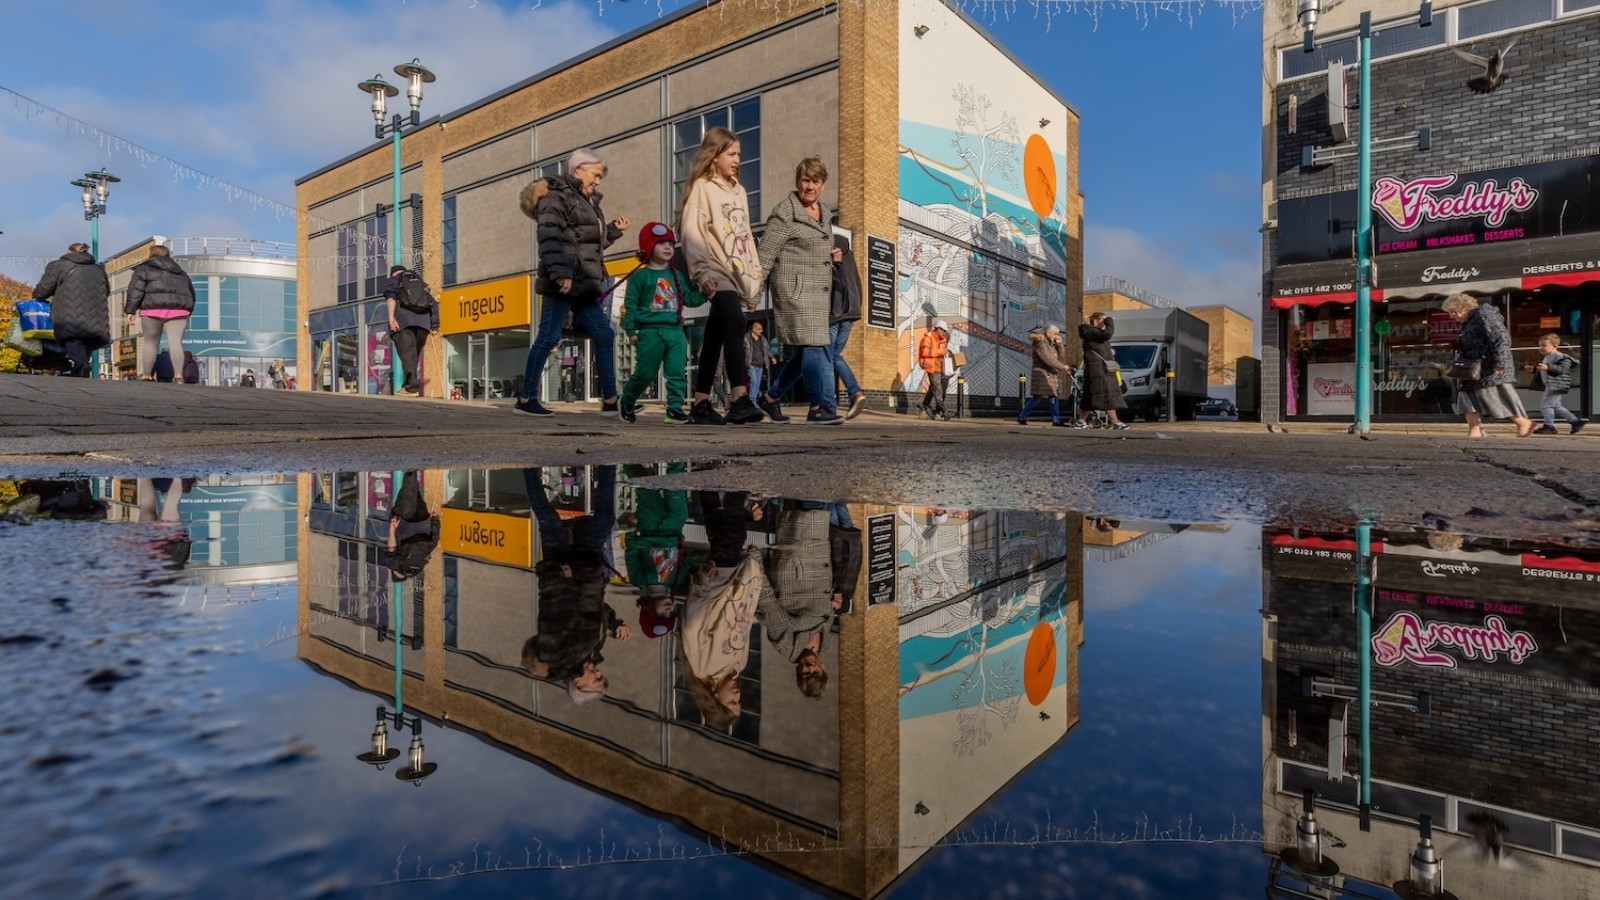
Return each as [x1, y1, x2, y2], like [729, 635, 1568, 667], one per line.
[898, 0, 1073, 398]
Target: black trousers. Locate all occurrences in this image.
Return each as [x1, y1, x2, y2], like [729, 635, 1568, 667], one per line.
[694, 291, 748, 396]
[392, 327, 427, 391]
[60, 340, 92, 378]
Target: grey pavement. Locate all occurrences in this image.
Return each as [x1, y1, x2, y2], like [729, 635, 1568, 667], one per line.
[2, 374, 1597, 545]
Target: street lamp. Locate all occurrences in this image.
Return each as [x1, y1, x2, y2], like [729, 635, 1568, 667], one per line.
[1297, 1, 1431, 437]
[71, 168, 120, 379]
[357, 59, 434, 395]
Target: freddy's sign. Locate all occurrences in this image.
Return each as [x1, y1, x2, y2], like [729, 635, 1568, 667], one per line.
[1372, 610, 1538, 669]
[1372, 173, 1538, 233]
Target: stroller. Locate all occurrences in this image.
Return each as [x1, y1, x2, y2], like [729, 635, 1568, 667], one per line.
[1067, 366, 1113, 428]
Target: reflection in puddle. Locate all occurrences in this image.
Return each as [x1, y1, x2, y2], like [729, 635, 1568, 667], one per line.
[1, 470, 1597, 898]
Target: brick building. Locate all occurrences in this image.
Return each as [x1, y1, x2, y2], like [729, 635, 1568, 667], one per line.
[295, 0, 1081, 413]
[1261, 526, 1600, 893]
[1260, 0, 1600, 423]
[296, 465, 1084, 895]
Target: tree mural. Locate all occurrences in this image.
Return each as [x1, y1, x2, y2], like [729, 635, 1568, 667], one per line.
[950, 83, 1021, 248]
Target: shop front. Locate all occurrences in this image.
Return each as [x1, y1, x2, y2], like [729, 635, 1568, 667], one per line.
[1271, 156, 1600, 422]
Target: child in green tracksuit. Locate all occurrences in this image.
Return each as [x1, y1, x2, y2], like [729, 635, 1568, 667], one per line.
[618, 223, 708, 424]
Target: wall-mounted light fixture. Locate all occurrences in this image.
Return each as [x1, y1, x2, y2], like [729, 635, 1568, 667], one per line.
[913, 24, 928, 37]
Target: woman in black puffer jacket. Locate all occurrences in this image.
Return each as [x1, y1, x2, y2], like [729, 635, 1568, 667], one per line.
[512, 148, 631, 417]
[123, 244, 196, 381]
[32, 242, 110, 377]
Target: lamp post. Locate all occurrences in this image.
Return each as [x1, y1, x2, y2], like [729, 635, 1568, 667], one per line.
[1297, 1, 1431, 436]
[357, 59, 434, 396]
[71, 168, 120, 379]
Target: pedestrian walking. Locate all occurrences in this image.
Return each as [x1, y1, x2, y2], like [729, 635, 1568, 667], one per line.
[383, 265, 439, 396]
[744, 320, 770, 399]
[1442, 293, 1534, 438]
[1524, 332, 1584, 435]
[239, 368, 257, 388]
[1074, 312, 1130, 430]
[756, 157, 842, 425]
[181, 351, 200, 385]
[829, 231, 868, 419]
[917, 320, 953, 420]
[617, 223, 708, 425]
[31, 243, 109, 378]
[679, 127, 765, 425]
[123, 245, 195, 382]
[515, 148, 630, 417]
[267, 359, 288, 390]
[154, 350, 175, 383]
[1017, 325, 1073, 426]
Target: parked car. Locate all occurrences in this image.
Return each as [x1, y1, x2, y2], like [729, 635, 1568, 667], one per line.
[1197, 398, 1238, 418]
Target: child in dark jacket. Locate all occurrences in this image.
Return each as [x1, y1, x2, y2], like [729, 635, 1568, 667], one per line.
[617, 223, 709, 425]
[1526, 333, 1585, 435]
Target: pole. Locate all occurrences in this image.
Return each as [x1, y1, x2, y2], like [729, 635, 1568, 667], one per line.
[89, 215, 101, 379]
[1354, 13, 1374, 436]
[390, 123, 405, 396]
[1356, 520, 1373, 830]
[393, 581, 404, 716]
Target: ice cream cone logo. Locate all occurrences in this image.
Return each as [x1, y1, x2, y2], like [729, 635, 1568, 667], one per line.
[1372, 179, 1410, 231]
[1372, 610, 1538, 668]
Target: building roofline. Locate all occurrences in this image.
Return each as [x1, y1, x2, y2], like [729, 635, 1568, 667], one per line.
[1186, 302, 1259, 320]
[298, 0, 1079, 187]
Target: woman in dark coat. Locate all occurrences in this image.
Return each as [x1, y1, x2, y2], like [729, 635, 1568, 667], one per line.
[1442, 292, 1534, 438]
[123, 245, 196, 381]
[1074, 312, 1129, 429]
[32, 243, 110, 377]
[513, 148, 631, 418]
[1017, 325, 1073, 426]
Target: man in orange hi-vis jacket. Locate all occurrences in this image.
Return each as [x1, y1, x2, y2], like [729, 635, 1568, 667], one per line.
[917, 320, 951, 420]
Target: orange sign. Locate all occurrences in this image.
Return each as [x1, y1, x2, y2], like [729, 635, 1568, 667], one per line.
[1023, 622, 1058, 706]
[1023, 134, 1058, 219]
[439, 275, 531, 336]
[1539, 316, 1561, 330]
[440, 507, 532, 567]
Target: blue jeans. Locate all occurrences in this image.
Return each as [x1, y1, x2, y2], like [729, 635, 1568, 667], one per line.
[520, 293, 616, 401]
[1019, 395, 1061, 423]
[829, 320, 861, 399]
[766, 345, 836, 414]
[747, 365, 765, 398]
[1541, 391, 1580, 427]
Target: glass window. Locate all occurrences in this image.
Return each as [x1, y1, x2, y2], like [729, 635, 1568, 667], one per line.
[190, 277, 209, 322]
[363, 215, 389, 299]
[337, 225, 358, 303]
[1565, 0, 1600, 11]
[1459, 0, 1554, 37]
[671, 96, 762, 221]
[1281, 37, 1356, 80]
[219, 276, 240, 331]
[441, 195, 457, 286]
[1370, 19, 1446, 57]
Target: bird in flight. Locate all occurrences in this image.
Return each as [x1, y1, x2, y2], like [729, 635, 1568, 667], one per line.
[1452, 39, 1516, 94]
[1448, 812, 1540, 870]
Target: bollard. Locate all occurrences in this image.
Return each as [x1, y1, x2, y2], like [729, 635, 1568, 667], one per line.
[956, 378, 965, 420]
[1166, 370, 1176, 422]
[1017, 374, 1027, 412]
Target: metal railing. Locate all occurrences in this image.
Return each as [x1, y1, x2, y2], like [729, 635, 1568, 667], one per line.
[164, 237, 296, 260]
[1084, 275, 1179, 309]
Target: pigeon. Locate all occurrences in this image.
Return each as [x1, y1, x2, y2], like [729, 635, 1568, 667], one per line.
[1266, 421, 1289, 434]
[1448, 813, 1539, 870]
[1452, 39, 1516, 94]
[914, 802, 930, 816]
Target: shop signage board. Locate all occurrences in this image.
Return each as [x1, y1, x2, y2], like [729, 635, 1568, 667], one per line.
[1304, 363, 1357, 415]
[440, 507, 532, 567]
[866, 513, 897, 605]
[865, 236, 896, 329]
[439, 275, 532, 336]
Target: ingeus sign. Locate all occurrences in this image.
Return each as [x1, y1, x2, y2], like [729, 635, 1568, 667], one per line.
[1372, 174, 1538, 232]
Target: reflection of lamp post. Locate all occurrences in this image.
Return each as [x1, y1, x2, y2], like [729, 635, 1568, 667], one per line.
[356, 705, 436, 785]
[1393, 816, 1460, 900]
[357, 59, 434, 395]
[72, 168, 120, 379]
[1278, 789, 1341, 886]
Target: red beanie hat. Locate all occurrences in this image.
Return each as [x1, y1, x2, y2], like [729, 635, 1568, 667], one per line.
[638, 584, 677, 638]
[639, 222, 676, 259]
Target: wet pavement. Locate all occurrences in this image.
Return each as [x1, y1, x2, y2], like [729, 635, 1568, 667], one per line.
[2, 466, 1597, 899]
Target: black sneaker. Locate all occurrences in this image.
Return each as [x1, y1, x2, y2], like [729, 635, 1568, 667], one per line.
[663, 408, 689, 425]
[1574, 421, 1588, 435]
[805, 407, 844, 425]
[600, 399, 620, 417]
[846, 393, 867, 419]
[757, 395, 791, 424]
[1534, 425, 1558, 435]
[1016, 415, 1028, 425]
[725, 395, 766, 425]
[688, 400, 725, 426]
[618, 400, 639, 424]
[513, 397, 553, 417]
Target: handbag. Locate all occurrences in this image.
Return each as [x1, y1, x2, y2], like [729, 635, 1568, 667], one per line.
[1101, 356, 1121, 374]
[1446, 357, 1482, 381]
[4, 318, 43, 357]
[16, 300, 54, 341]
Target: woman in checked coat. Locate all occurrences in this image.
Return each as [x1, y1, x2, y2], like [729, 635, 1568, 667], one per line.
[756, 157, 845, 425]
[1017, 325, 1073, 426]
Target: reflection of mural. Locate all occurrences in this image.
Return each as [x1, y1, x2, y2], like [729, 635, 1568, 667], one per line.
[898, 0, 1073, 398]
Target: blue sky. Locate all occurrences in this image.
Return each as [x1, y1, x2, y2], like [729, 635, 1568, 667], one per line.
[0, 0, 1263, 320]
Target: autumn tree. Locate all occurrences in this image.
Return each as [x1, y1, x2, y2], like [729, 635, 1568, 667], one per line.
[0, 273, 35, 373]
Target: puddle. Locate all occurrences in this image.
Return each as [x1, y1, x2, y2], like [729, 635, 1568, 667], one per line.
[1, 470, 1597, 898]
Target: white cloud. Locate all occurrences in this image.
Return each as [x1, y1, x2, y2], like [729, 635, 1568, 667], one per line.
[1084, 223, 1262, 339]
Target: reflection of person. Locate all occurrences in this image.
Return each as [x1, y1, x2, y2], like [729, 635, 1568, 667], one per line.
[138, 477, 192, 568]
[918, 320, 952, 420]
[827, 503, 861, 616]
[682, 545, 762, 729]
[679, 127, 766, 426]
[124, 245, 195, 382]
[760, 503, 837, 699]
[520, 466, 629, 706]
[622, 465, 688, 636]
[382, 471, 439, 582]
[1018, 325, 1072, 426]
[1442, 293, 1534, 438]
[756, 157, 843, 425]
[32, 242, 110, 377]
[1525, 333, 1584, 435]
[515, 149, 630, 418]
[1076, 312, 1129, 429]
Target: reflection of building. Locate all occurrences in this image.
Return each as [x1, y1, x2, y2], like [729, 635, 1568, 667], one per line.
[1082, 518, 1231, 563]
[1261, 526, 1600, 896]
[295, 0, 1081, 413]
[1260, 0, 1600, 424]
[105, 237, 297, 386]
[297, 469, 1085, 896]
[105, 474, 298, 590]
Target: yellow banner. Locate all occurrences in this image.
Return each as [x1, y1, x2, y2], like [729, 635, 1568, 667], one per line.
[440, 507, 532, 567]
[439, 275, 531, 336]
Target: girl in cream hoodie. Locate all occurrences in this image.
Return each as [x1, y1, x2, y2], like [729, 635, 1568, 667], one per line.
[678, 127, 766, 426]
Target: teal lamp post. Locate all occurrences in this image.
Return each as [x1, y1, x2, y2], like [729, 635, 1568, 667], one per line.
[358, 59, 435, 395]
[1297, 0, 1431, 436]
[71, 168, 120, 379]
